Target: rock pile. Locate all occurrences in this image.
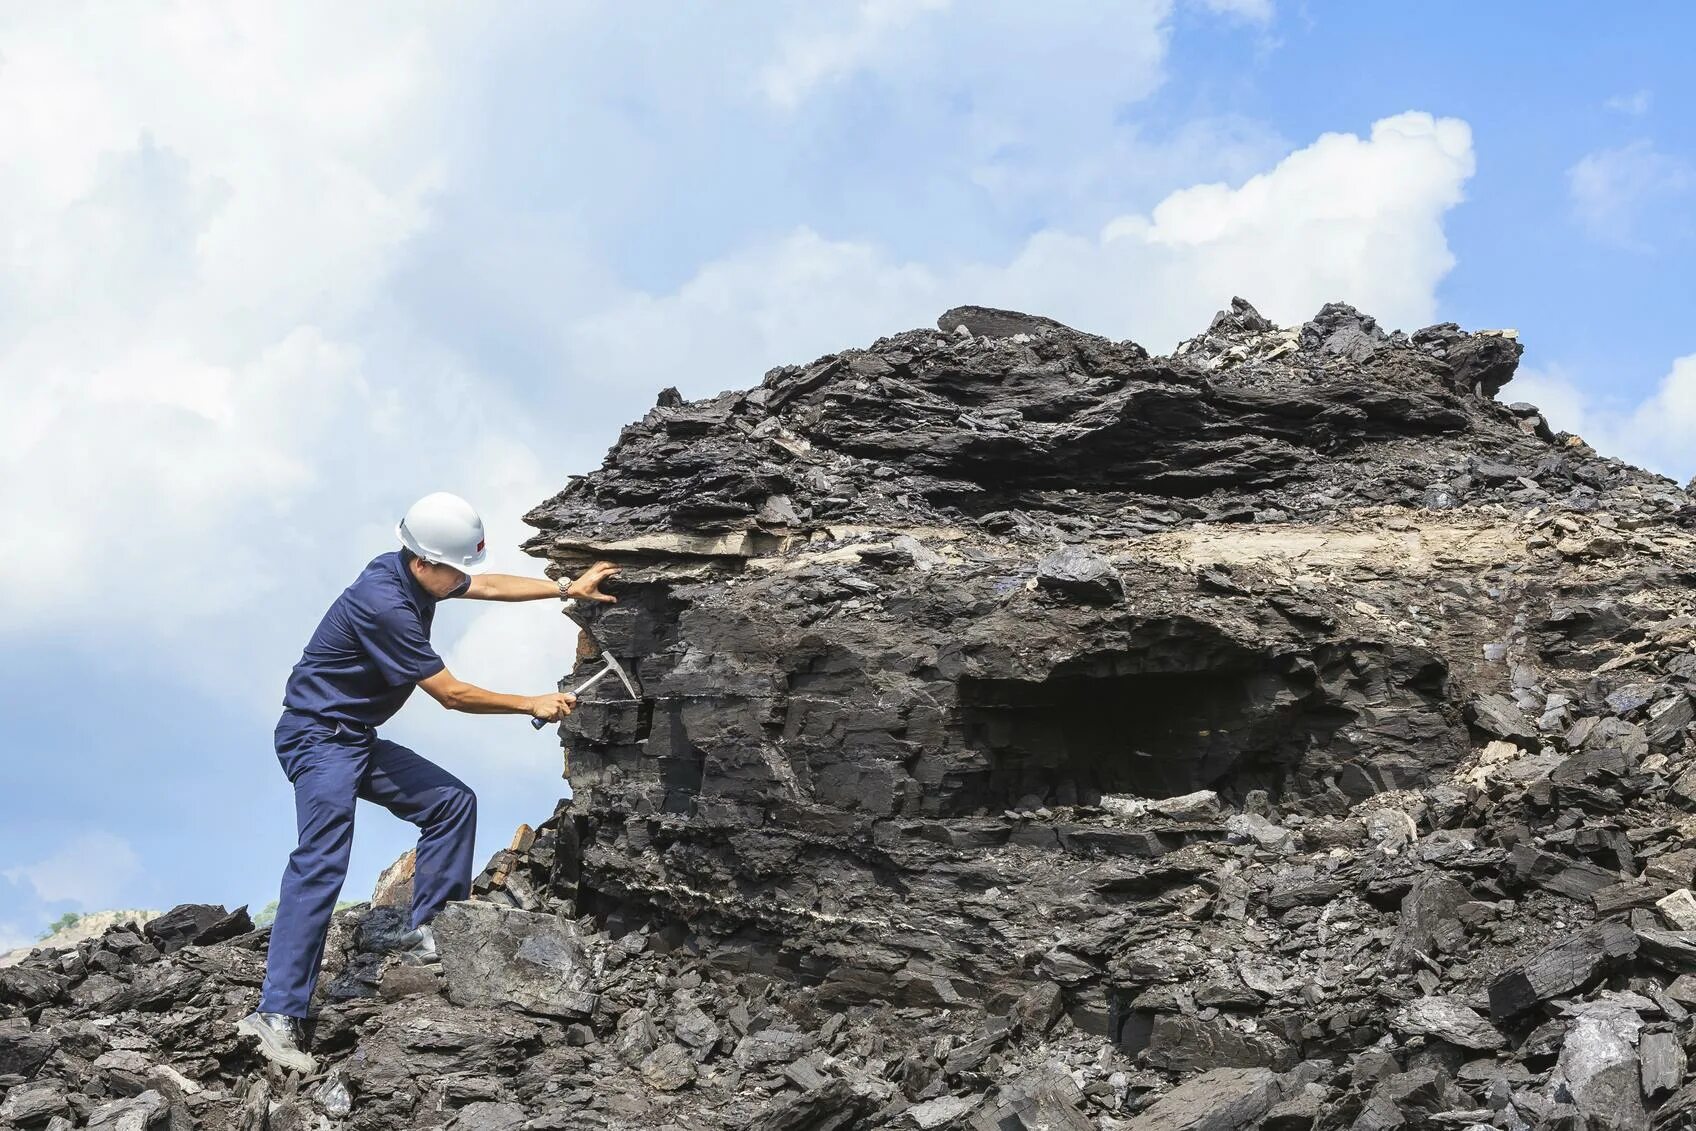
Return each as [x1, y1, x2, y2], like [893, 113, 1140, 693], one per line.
[0, 892, 1135, 1130]
[5, 299, 1696, 1128]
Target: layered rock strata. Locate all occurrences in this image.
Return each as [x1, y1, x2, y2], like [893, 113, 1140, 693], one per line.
[522, 301, 1693, 1038]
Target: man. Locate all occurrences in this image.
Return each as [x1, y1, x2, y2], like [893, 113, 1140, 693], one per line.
[237, 492, 619, 1072]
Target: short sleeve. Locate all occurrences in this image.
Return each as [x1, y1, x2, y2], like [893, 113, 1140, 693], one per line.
[354, 604, 446, 687]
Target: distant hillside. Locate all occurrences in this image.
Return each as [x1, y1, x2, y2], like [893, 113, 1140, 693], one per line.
[0, 909, 159, 968]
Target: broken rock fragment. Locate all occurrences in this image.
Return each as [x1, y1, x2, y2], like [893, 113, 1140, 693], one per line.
[1640, 1028, 1685, 1102]
[1388, 871, 1469, 967]
[1469, 693, 1537, 744]
[1549, 1013, 1648, 1131]
[639, 1042, 696, 1091]
[1489, 922, 1637, 1019]
[1391, 996, 1505, 1050]
[430, 901, 597, 1018]
[0, 1018, 56, 1078]
[1010, 981, 1065, 1034]
[748, 1078, 881, 1131]
[968, 1067, 1095, 1131]
[84, 1089, 167, 1131]
[1634, 928, 1696, 972]
[935, 305, 1073, 339]
[0, 1083, 71, 1126]
[908, 1095, 977, 1129]
[1035, 546, 1123, 603]
[672, 1003, 723, 1054]
[733, 1028, 815, 1069]
[1656, 888, 1696, 930]
[142, 902, 251, 954]
[1142, 1014, 1296, 1073]
[1126, 1066, 1282, 1131]
[1646, 694, 1694, 748]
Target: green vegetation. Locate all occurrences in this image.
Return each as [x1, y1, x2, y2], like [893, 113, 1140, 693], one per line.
[38, 912, 82, 940]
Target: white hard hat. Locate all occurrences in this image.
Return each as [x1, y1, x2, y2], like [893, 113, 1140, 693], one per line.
[396, 492, 491, 574]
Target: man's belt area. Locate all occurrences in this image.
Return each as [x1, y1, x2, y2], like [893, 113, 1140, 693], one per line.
[282, 708, 377, 738]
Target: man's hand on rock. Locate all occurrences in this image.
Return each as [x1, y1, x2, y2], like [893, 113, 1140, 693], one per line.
[566, 561, 621, 603]
[528, 692, 577, 721]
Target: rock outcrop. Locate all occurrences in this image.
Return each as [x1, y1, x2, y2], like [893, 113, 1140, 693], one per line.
[5, 299, 1696, 1128]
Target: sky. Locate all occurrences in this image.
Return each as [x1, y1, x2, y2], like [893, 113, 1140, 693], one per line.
[1, 2, 1693, 950]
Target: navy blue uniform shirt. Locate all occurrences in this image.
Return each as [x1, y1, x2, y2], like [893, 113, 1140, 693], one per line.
[282, 552, 469, 726]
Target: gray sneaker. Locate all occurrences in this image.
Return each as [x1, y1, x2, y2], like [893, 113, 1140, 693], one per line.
[236, 1011, 316, 1074]
[395, 924, 440, 966]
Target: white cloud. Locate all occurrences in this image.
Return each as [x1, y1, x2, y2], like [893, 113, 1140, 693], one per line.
[747, 1, 1180, 231]
[4, 832, 143, 910]
[0, 8, 464, 593]
[759, 1, 1171, 118]
[0, 7, 569, 728]
[1567, 140, 1694, 249]
[1604, 89, 1652, 115]
[567, 111, 1474, 394]
[1514, 356, 1696, 483]
[760, 0, 953, 109]
[1195, 0, 1274, 24]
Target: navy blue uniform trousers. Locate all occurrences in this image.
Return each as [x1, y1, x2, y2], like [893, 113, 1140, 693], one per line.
[259, 710, 476, 1017]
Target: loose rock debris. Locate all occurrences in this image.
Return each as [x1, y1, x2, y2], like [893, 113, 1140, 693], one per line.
[5, 300, 1696, 1128]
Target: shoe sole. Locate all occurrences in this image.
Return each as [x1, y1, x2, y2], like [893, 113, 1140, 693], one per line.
[236, 1015, 317, 1074]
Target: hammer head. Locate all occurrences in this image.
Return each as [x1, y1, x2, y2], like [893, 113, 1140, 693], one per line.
[563, 601, 643, 701]
[594, 647, 642, 700]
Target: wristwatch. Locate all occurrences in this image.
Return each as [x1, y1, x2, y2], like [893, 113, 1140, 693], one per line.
[557, 577, 572, 600]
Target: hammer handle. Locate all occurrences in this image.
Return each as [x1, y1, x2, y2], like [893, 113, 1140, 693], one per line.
[530, 665, 616, 729]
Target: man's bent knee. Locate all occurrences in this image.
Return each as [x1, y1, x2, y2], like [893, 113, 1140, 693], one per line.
[449, 786, 476, 823]
[426, 784, 475, 828]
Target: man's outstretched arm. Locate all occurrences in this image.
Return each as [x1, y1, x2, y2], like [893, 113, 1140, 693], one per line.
[419, 668, 575, 719]
[462, 561, 621, 603]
